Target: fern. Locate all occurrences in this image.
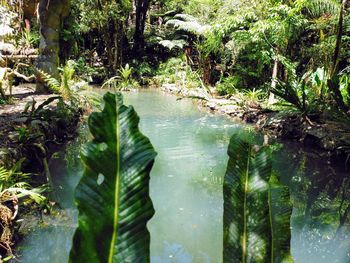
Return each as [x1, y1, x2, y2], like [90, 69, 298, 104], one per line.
[37, 69, 61, 94]
[159, 39, 187, 50]
[295, 0, 340, 18]
[60, 61, 75, 99]
[36, 60, 76, 99]
[165, 13, 210, 36]
[37, 62, 99, 108]
[0, 163, 46, 205]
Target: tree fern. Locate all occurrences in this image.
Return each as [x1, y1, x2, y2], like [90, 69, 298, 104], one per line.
[295, 0, 340, 18]
[165, 14, 210, 36]
[37, 62, 99, 107]
[36, 69, 61, 94]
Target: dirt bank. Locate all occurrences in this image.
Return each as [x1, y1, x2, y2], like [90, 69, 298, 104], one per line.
[0, 84, 83, 259]
[0, 84, 82, 172]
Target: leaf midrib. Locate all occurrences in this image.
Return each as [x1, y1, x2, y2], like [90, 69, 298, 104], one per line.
[242, 145, 250, 263]
[108, 96, 121, 263]
[269, 184, 274, 263]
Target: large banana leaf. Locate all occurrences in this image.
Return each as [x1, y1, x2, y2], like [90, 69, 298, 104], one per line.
[69, 92, 157, 263]
[223, 134, 293, 263]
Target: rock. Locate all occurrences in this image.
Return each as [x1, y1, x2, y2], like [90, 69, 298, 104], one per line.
[0, 43, 16, 55]
[207, 101, 216, 110]
[17, 214, 41, 235]
[243, 110, 259, 123]
[0, 148, 12, 168]
[219, 104, 241, 115]
[42, 208, 77, 228]
[208, 99, 232, 106]
[13, 117, 29, 124]
[161, 84, 179, 92]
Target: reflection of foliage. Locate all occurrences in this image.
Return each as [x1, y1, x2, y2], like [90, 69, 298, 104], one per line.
[64, 124, 90, 172]
[70, 93, 156, 262]
[223, 133, 293, 263]
[190, 172, 223, 193]
[283, 145, 350, 262]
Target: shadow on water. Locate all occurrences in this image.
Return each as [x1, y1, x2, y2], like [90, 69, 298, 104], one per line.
[17, 90, 350, 263]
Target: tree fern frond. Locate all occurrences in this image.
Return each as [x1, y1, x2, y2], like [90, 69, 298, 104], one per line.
[0, 166, 9, 181]
[159, 39, 187, 50]
[296, 0, 340, 18]
[36, 69, 61, 93]
[165, 14, 210, 36]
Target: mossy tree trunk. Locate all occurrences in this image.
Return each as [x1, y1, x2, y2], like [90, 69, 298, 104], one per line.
[35, 0, 70, 93]
[328, 0, 349, 113]
[133, 0, 150, 55]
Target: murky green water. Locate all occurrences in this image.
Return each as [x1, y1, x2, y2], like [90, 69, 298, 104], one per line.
[18, 90, 350, 263]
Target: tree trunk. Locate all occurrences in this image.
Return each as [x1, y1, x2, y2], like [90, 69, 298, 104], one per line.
[331, 0, 347, 77]
[268, 57, 279, 105]
[328, 0, 349, 112]
[35, 0, 70, 92]
[133, 0, 150, 55]
[113, 21, 125, 70]
[103, 18, 116, 72]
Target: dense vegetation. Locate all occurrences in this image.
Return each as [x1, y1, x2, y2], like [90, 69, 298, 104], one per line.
[1, 0, 349, 114]
[56, 0, 349, 114]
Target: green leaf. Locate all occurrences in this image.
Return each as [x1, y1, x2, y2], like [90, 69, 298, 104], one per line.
[69, 92, 157, 263]
[223, 134, 293, 263]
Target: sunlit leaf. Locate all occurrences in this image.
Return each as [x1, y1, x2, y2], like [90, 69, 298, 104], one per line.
[69, 92, 157, 263]
[223, 134, 293, 263]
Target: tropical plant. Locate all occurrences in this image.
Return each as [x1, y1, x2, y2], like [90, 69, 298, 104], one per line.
[216, 76, 241, 96]
[243, 88, 265, 103]
[223, 133, 293, 263]
[38, 62, 100, 108]
[101, 64, 140, 90]
[0, 161, 46, 258]
[69, 92, 157, 262]
[18, 28, 40, 49]
[271, 78, 308, 112]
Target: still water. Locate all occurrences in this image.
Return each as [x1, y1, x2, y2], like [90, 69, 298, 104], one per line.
[17, 90, 350, 262]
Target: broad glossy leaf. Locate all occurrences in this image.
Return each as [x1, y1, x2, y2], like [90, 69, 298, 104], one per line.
[223, 134, 293, 263]
[70, 92, 157, 263]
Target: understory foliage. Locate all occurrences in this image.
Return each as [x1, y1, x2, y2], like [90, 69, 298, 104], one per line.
[146, 0, 350, 114]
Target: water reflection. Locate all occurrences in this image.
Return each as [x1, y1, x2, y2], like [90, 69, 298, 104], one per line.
[276, 143, 350, 263]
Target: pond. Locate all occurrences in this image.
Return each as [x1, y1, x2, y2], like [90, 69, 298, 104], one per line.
[17, 89, 350, 263]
